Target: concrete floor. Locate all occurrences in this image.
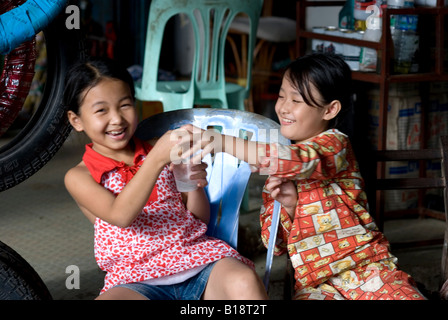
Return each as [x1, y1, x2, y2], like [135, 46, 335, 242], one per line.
[0, 132, 446, 300]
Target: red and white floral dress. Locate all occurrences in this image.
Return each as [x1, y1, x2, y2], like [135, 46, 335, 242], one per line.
[82, 138, 253, 294]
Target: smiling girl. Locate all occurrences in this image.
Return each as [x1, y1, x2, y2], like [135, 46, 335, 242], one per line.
[63, 58, 267, 300]
[194, 53, 425, 300]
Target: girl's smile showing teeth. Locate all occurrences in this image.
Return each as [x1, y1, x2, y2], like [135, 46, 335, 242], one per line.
[281, 118, 295, 124]
[108, 129, 124, 135]
[107, 129, 126, 139]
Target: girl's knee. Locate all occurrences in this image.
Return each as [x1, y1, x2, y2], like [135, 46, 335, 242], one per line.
[234, 268, 260, 288]
[227, 270, 266, 300]
[221, 264, 267, 299]
[205, 258, 268, 299]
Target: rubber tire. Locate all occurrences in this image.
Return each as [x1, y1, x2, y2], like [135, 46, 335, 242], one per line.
[0, 11, 85, 191]
[0, 240, 52, 300]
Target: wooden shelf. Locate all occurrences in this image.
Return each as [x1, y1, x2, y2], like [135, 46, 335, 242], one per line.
[351, 72, 448, 83]
[297, 30, 381, 49]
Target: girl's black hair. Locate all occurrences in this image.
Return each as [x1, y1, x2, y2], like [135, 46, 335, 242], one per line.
[63, 57, 135, 114]
[285, 53, 354, 131]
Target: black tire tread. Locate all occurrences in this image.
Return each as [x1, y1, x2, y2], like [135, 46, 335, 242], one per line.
[0, 10, 85, 191]
[0, 240, 52, 300]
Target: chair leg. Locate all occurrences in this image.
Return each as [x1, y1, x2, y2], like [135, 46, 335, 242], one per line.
[283, 257, 294, 300]
[442, 226, 448, 289]
[440, 278, 448, 300]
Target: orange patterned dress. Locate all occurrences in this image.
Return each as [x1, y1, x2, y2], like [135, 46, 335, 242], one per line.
[259, 129, 424, 300]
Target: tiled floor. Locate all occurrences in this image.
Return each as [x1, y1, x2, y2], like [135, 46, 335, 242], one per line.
[0, 132, 446, 300]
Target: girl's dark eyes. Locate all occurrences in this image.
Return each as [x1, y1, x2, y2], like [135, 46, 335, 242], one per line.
[93, 104, 133, 113]
[277, 94, 303, 104]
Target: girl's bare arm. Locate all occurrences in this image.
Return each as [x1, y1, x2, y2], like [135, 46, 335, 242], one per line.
[184, 187, 210, 224]
[65, 130, 180, 228]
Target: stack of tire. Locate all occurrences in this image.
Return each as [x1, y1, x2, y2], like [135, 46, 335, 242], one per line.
[0, 0, 85, 300]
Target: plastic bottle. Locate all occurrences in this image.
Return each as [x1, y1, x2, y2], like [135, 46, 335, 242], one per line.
[392, 15, 419, 74]
[359, 16, 382, 72]
[339, 0, 355, 30]
[354, 0, 374, 30]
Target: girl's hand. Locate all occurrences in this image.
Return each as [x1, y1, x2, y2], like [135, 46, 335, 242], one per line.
[152, 126, 196, 166]
[266, 176, 297, 219]
[181, 124, 222, 162]
[169, 161, 208, 189]
[169, 160, 210, 224]
[189, 161, 208, 188]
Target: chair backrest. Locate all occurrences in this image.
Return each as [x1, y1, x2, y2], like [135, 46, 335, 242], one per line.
[135, 0, 263, 111]
[134, 108, 287, 249]
[369, 136, 448, 283]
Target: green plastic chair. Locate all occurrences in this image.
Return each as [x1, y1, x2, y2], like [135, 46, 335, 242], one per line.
[135, 0, 263, 113]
